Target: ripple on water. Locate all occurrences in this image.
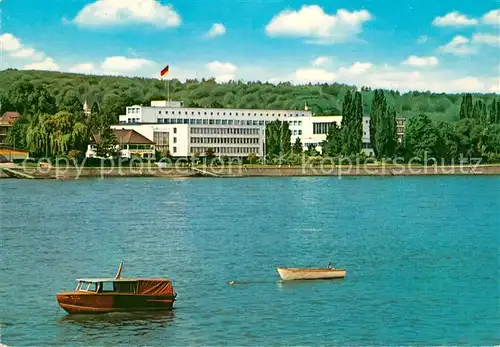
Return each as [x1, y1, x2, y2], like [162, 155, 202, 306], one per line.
[1, 176, 499, 345]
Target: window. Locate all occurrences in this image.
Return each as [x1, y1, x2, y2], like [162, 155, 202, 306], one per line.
[259, 120, 264, 125]
[159, 111, 162, 115]
[209, 119, 215, 125]
[216, 119, 222, 125]
[298, 121, 302, 126]
[298, 130, 302, 135]
[173, 137, 177, 143]
[313, 122, 335, 135]
[173, 147, 177, 153]
[173, 128, 177, 134]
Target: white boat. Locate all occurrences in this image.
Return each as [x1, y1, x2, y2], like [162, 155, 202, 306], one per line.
[277, 267, 346, 281]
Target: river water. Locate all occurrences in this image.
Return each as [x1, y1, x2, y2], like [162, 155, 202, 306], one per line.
[1, 177, 499, 345]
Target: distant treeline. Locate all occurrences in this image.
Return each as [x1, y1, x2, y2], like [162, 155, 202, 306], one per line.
[0, 69, 499, 162]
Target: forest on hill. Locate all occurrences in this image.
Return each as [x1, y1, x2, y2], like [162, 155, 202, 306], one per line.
[0, 69, 498, 123]
[0, 69, 499, 163]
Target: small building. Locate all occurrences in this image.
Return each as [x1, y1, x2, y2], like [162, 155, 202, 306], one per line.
[0, 111, 22, 145]
[86, 129, 155, 159]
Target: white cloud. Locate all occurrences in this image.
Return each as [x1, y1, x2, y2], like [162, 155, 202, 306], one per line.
[101, 56, 153, 74]
[294, 68, 337, 83]
[438, 35, 477, 55]
[337, 61, 373, 75]
[24, 58, 59, 71]
[269, 62, 498, 93]
[432, 11, 478, 27]
[265, 5, 372, 44]
[73, 0, 181, 28]
[0, 33, 22, 52]
[417, 35, 428, 44]
[69, 63, 95, 74]
[401, 55, 439, 67]
[482, 9, 499, 26]
[9, 48, 37, 59]
[0, 33, 45, 61]
[206, 61, 237, 82]
[472, 33, 500, 46]
[312, 56, 332, 66]
[205, 23, 226, 38]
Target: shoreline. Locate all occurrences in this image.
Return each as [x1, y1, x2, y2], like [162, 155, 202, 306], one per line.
[1, 164, 500, 180]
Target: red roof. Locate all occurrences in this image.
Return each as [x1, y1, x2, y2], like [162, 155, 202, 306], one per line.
[0, 112, 22, 125]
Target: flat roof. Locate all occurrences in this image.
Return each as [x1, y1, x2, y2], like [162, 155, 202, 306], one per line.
[77, 278, 171, 282]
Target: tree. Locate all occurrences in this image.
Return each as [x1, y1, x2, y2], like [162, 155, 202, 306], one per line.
[321, 121, 342, 157]
[454, 119, 481, 160]
[26, 111, 88, 157]
[459, 94, 473, 120]
[305, 144, 319, 157]
[5, 116, 29, 149]
[205, 147, 215, 161]
[489, 99, 500, 124]
[247, 152, 258, 164]
[341, 90, 354, 154]
[292, 137, 303, 154]
[94, 127, 117, 158]
[404, 114, 439, 161]
[265, 120, 291, 159]
[436, 121, 458, 162]
[473, 100, 488, 124]
[59, 90, 83, 118]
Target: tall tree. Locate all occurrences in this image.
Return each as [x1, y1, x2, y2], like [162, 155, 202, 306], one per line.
[489, 98, 500, 124]
[459, 94, 473, 120]
[341, 90, 354, 154]
[321, 122, 342, 157]
[473, 100, 488, 124]
[265, 120, 291, 159]
[352, 91, 364, 154]
[292, 137, 303, 154]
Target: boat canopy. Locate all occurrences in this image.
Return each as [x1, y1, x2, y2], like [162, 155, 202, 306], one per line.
[75, 278, 174, 295]
[76, 278, 171, 283]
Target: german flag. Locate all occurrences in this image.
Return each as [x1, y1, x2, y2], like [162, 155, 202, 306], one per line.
[160, 65, 169, 77]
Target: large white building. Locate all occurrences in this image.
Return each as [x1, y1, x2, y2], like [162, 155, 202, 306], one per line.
[114, 100, 373, 158]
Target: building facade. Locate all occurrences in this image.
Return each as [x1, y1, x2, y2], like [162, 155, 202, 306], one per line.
[86, 129, 155, 159]
[116, 101, 374, 158]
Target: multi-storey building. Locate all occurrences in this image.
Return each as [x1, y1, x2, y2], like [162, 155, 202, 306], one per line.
[114, 100, 374, 158]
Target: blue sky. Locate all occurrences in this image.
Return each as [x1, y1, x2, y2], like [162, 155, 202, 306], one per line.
[0, 0, 499, 93]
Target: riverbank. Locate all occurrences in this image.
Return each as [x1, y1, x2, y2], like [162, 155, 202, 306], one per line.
[1, 164, 500, 179]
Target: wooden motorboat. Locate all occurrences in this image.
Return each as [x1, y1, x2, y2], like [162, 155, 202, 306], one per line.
[56, 263, 176, 314]
[277, 267, 346, 281]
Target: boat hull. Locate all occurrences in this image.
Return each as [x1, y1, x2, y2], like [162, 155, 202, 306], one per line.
[56, 292, 175, 314]
[277, 267, 346, 281]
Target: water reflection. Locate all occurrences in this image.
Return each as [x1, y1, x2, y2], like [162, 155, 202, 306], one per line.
[57, 310, 175, 328]
[276, 279, 345, 290]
